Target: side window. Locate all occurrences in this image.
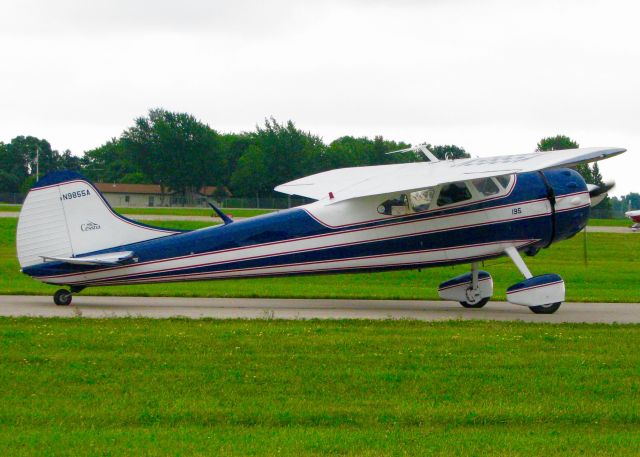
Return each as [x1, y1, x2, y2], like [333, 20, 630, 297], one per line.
[409, 187, 435, 212]
[377, 194, 409, 216]
[471, 178, 500, 196]
[495, 175, 512, 189]
[437, 182, 472, 206]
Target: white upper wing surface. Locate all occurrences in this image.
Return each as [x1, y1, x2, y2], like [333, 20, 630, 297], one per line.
[274, 147, 626, 202]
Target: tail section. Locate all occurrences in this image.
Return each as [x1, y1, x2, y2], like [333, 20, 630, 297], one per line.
[17, 171, 178, 268]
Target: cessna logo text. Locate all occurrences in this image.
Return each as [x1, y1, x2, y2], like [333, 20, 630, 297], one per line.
[81, 221, 101, 232]
[62, 189, 91, 200]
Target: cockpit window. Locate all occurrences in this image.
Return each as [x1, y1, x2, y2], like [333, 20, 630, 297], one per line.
[376, 176, 512, 217]
[409, 187, 435, 212]
[471, 178, 500, 196]
[437, 182, 472, 206]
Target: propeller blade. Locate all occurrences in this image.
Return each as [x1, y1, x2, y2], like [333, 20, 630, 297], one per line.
[588, 180, 615, 207]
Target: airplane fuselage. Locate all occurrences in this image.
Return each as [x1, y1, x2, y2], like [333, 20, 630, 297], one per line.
[22, 168, 590, 288]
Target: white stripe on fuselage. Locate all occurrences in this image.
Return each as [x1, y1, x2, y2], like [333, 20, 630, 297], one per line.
[36, 197, 551, 285]
[76, 239, 539, 286]
[554, 191, 590, 212]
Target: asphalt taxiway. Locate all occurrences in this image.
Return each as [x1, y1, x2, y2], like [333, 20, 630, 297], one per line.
[1, 295, 638, 323]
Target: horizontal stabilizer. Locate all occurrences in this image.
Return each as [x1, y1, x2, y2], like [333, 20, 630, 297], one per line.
[41, 251, 135, 266]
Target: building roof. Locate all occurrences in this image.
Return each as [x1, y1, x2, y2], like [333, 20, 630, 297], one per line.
[95, 183, 229, 196]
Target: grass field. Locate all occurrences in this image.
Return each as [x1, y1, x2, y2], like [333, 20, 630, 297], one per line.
[1, 317, 639, 455]
[1, 218, 638, 302]
[590, 218, 633, 227]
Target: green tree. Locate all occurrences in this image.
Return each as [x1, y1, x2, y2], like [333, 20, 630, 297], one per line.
[120, 172, 148, 184]
[82, 138, 139, 183]
[322, 136, 414, 170]
[536, 135, 578, 152]
[0, 141, 27, 180]
[6, 136, 59, 181]
[428, 144, 470, 160]
[231, 118, 325, 197]
[230, 145, 269, 198]
[219, 133, 252, 188]
[591, 162, 604, 186]
[58, 150, 82, 173]
[121, 109, 223, 195]
[0, 170, 21, 193]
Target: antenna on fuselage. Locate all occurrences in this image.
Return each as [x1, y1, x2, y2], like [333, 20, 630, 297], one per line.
[207, 202, 233, 225]
[387, 143, 440, 163]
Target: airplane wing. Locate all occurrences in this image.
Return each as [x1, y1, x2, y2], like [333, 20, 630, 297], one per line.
[41, 251, 135, 266]
[274, 147, 626, 203]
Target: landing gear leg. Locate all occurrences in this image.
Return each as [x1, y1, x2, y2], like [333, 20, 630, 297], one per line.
[504, 246, 564, 314]
[460, 262, 490, 308]
[504, 246, 532, 279]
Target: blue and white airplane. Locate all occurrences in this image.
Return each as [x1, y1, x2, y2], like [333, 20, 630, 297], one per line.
[16, 146, 625, 314]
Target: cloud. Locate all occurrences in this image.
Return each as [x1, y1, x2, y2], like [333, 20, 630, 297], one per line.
[0, 0, 638, 194]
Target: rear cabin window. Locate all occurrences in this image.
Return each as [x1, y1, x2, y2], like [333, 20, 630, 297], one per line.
[471, 178, 500, 196]
[437, 182, 472, 206]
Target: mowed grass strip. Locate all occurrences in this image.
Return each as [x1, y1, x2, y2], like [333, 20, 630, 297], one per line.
[0, 203, 21, 211]
[590, 218, 634, 227]
[0, 318, 639, 456]
[1, 218, 638, 302]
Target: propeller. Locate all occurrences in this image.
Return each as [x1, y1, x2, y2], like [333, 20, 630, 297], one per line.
[587, 180, 615, 207]
[582, 179, 615, 266]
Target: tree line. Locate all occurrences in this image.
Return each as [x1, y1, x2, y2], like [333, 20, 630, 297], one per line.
[0, 109, 637, 211]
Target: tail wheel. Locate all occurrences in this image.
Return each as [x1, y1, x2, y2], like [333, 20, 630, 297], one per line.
[460, 297, 490, 309]
[53, 289, 72, 306]
[529, 302, 561, 314]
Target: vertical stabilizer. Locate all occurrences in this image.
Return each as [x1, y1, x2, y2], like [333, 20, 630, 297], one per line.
[17, 171, 177, 268]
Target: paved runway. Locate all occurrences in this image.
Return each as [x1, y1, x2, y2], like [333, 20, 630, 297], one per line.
[1, 295, 638, 323]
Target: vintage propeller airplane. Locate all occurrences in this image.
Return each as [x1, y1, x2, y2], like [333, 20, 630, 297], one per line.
[17, 146, 626, 314]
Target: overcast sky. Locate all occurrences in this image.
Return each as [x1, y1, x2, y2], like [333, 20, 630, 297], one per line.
[1, 0, 638, 195]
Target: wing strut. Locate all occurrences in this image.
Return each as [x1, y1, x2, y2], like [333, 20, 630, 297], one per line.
[387, 144, 440, 162]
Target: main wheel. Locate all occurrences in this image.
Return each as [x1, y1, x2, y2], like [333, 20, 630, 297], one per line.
[460, 297, 490, 309]
[529, 302, 561, 314]
[53, 289, 72, 306]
